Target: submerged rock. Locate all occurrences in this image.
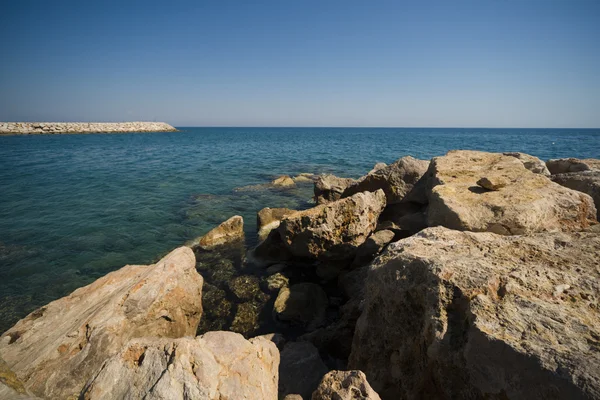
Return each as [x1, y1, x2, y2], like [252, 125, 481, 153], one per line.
[188, 215, 244, 250]
[230, 301, 263, 335]
[552, 170, 600, 219]
[349, 227, 600, 399]
[80, 332, 279, 400]
[279, 341, 329, 400]
[257, 207, 297, 242]
[274, 283, 329, 330]
[228, 275, 261, 301]
[425, 150, 597, 234]
[547, 157, 600, 174]
[312, 370, 381, 400]
[342, 156, 429, 205]
[272, 175, 296, 188]
[264, 272, 290, 292]
[278, 190, 386, 261]
[314, 174, 356, 204]
[0, 247, 203, 399]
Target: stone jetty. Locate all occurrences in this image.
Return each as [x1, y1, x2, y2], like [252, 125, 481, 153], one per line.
[0, 121, 177, 134]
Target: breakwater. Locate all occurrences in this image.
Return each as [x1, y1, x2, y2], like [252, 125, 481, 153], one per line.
[0, 121, 177, 134]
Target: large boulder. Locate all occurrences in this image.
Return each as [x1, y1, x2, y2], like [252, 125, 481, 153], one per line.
[425, 150, 597, 235]
[342, 156, 429, 205]
[187, 215, 244, 250]
[547, 157, 600, 174]
[278, 190, 386, 260]
[312, 370, 381, 400]
[257, 207, 297, 242]
[0, 247, 203, 399]
[552, 171, 600, 220]
[503, 152, 550, 175]
[80, 332, 279, 400]
[279, 341, 329, 399]
[274, 283, 329, 330]
[353, 229, 395, 266]
[349, 227, 600, 399]
[314, 175, 356, 204]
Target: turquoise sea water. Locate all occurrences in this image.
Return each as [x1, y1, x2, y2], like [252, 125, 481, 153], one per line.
[1, 127, 599, 333]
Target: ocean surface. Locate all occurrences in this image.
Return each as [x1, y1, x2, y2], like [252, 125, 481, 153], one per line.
[1, 127, 599, 333]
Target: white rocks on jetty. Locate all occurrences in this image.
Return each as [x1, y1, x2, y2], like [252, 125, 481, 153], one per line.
[0, 122, 177, 134]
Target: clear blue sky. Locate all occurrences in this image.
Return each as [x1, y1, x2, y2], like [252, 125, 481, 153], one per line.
[1, 0, 599, 127]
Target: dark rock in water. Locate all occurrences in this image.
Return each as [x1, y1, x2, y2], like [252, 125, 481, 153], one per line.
[552, 170, 600, 219]
[274, 283, 329, 330]
[228, 275, 261, 301]
[314, 174, 356, 204]
[264, 272, 289, 292]
[196, 284, 232, 333]
[230, 301, 263, 335]
[279, 341, 329, 399]
[342, 156, 429, 205]
[312, 370, 381, 400]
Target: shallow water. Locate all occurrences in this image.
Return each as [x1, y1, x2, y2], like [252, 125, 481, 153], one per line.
[1, 127, 599, 333]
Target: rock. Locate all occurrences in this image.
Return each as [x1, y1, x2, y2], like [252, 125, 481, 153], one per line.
[284, 395, 304, 400]
[80, 331, 279, 400]
[368, 162, 387, 174]
[228, 275, 261, 301]
[314, 175, 356, 204]
[343, 156, 429, 205]
[189, 215, 244, 250]
[312, 370, 381, 400]
[476, 176, 509, 191]
[552, 170, 600, 219]
[273, 175, 296, 187]
[0, 122, 177, 135]
[197, 284, 232, 333]
[503, 152, 550, 175]
[294, 173, 318, 183]
[256, 333, 287, 349]
[257, 207, 297, 242]
[278, 190, 386, 261]
[266, 263, 287, 274]
[547, 157, 600, 174]
[230, 301, 262, 335]
[426, 150, 597, 235]
[316, 262, 347, 281]
[338, 267, 368, 300]
[353, 229, 395, 266]
[265, 272, 289, 291]
[274, 283, 329, 330]
[252, 229, 294, 264]
[0, 247, 203, 399]
[0, 358, 40, 399]
[349, 227, 600, 399]
[279, 341, 329, 399]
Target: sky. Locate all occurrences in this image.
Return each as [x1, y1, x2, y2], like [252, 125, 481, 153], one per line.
[1, 0, 599, 127]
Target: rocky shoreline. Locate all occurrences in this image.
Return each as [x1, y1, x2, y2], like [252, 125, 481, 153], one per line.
[0, 122, 177, 135]
[1, 151, 599, 399]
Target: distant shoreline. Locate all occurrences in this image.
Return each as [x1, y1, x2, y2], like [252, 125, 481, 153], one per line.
[0, 122, 177, 135]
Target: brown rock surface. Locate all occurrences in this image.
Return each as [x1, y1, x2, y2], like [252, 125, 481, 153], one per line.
[312, 370, 381, 400]
[273, 175, 296, 187]
[274, 283, 329, 330]
[503, 152, 550, 175]
[80, 332, 279, 400]
[188, 215, 244, 250]
[552, 170, 600, 219]
[0, 247, 203, 399]
[426, 150, 596, 234]
[547, 157, 600, 174]
[314, 175, 356, 204]
[257, 207, 297, 242]
[349, 227, 600, 399]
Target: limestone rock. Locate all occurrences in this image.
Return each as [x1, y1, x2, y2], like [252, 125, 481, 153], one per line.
[353, 229, 395, 266]
[426, 150, 596, 235]
[80, 332, 279, 400]
[0, 122, 177, 135]
[349, 227, 600, 399]
[278, 190, 386, 261]
[189, 215, 244, 250]
[343, 156, 429, 205]
[476, 176, 508, 191]
[279, 341, 329, 399]
[312, 370, 381, 400]
[503, 152, 550, 175]
[274, 283, 328, 330]
[369, 162, 387, 174]
[265, 272, 289, 292]
[314, 175, 356, 204]
[552, 171, 600, 219]
[0, 247, 203, 399]
[273, 175, 296, 187]
[257, 207, 297, 242]
[547, 157, 600, 174]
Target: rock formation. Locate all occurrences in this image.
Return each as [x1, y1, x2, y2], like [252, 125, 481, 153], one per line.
[279, 341, 329, 399]
[274, 283, 329, 330]
[547, 157, 600, 174]
[314, 175, 356, 204]
[80, 332, 279, 400]
[0, 247, 203, 399]
[503, 152, 550, 175]
[552, 170, 600, 220]
[312, 370, 381, 400]
[349, 227, 600, 399]
[272, 175, 296, 187]
[0, 122, 177, 135]
[187, 215, 244, 250]
[257, 207, 297, 242]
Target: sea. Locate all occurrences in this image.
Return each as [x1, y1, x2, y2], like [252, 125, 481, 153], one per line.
[1, 127, 599, 333]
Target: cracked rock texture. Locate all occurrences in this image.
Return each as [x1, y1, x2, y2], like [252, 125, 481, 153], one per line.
[552, 171, 600, 220]
[314, 175, 357, 204]
[547, 158, 600, 174]
[502, 152, 550, 175]
[349, 227, 600, 399]
[312, 370, 381, 400]
[425, 150, 597, 234]
[80, 331, 279, 400]
[0, 247, 203, 399]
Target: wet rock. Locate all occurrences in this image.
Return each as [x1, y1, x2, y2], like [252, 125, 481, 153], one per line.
[0, 247, 203, 399]
[197, 284, 232, 333]
[228, 275, 261, 301]
[80, 332, 279, 400]
[353, 229, 395, 266]
[257, 207, 297, 242]
[312, 370, 381, 400]
[230, 301, 262, 335]
[265, 272, 290, 292]
[343, 156, 429, 205]
[349, 227, 600, 399]
[425, 150, 596, 235]
[314, 174, 356, 204]
[547, 157, 600, 174]
[278, 190, 386, 261]
[199, 257, 237, 283]
[279, 341, 329, 399]
[552, 170, 600, 219]
[293, 173, 318, 183]
[273, 175, 296, 187]
[188, 215, 244, 250]
[503, 152, 550, 175]
[274, 283, 329, 330]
